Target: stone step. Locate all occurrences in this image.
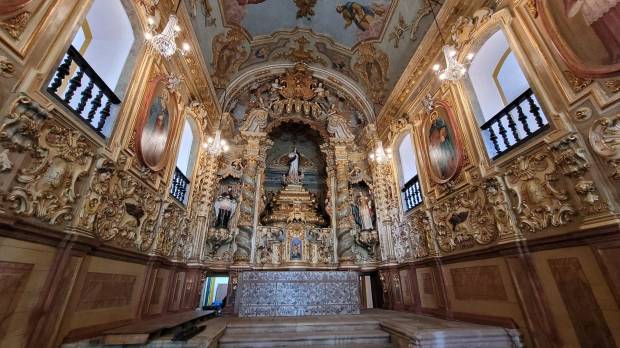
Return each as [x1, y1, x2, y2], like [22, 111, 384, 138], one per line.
[219, 329, 390, 348]
[225, 320, 380, 334]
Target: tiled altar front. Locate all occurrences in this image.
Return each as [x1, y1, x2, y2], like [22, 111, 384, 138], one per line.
[236, 271, 360, 317]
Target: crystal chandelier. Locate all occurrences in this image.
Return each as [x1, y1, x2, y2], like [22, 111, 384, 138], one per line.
[428, 0, 474, 81]
[368, 142, 392, 163]
[203, 128, 229, 156]
[433, 45, 474, 81]
[144, 13, 190, 59]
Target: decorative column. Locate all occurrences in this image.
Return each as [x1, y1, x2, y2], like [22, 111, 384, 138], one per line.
[189, 151, 221, 262]
[369, 146, 397, 261]
[334, 143, 355, 263]
[250, 138, 273, 263]
[320, 143, 338, 263]
[233, 131, 265, 264]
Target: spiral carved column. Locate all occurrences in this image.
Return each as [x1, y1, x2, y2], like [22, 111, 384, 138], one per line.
[334, 144, 354, 262]
[370, 158, 397, 261]
[233, 133, 263, 263]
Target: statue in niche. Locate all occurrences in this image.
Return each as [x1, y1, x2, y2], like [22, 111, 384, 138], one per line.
[312, 82, 330, 109]
[213, 186, 238, 229]
[353, 192, 375, 231]
[239, 98, 269, 133]
[287, 146, 302, 182]
[327, 104, 355, 139]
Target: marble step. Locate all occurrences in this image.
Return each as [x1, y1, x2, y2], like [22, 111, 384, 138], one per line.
[225, 320, 380, 334]
[219, 329, 390, 348]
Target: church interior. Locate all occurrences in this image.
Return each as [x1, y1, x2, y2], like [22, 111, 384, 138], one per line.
[0, 0, 619, 347]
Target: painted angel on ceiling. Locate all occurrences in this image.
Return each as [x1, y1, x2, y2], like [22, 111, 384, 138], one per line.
[336, 2, 387, 31]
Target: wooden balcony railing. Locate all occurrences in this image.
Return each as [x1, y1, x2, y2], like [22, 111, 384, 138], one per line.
[402, 175, 422, 212]
[171, 167, 190, 205]
[480, 88, 549, 160]
[47, 45, 121, 138]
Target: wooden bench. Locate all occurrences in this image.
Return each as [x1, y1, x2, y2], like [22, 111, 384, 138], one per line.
[102, 310, 216, 345]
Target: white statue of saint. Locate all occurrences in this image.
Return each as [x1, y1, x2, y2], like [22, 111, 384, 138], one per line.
[239, 100, 269, 133]
[287, 146, 300, 180]
[327, 104, 355, 139]
[358, 193, 374, 230]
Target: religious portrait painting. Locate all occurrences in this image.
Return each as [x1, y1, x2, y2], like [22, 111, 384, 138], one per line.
[135, 75, 179, 171]
[538, 0, 620, 77]
[422, 100, 463, 183]
[290, 237, 303, 260]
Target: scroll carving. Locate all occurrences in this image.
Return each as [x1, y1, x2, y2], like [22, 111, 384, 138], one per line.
[430, 186, 498, 252]
[80, 157, 160, 251]
[504, 151, 575, 233]
[590, 114, 620, 180]
[0, 96, 93, 224]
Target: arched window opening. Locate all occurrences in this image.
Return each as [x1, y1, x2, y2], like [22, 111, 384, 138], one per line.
[468, 30, 549, 159]
[47, 0, 139, 139]
[171, 118, 199, 205]
[395, 133, 422, 212]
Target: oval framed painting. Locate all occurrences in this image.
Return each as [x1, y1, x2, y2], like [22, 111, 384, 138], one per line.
[421, 100, 464, 184]
[537, 0, 620, 78]
[135, 75, 179, 172]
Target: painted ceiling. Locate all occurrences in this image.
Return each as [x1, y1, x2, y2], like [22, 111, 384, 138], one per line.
[187, 0, 442, 112]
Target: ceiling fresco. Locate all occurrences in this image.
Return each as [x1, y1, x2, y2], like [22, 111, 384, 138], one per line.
[187, 0, 442, 110]
[221, 0, 393, 48]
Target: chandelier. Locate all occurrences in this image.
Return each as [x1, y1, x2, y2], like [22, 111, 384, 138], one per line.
[203, 128, 229, 156]
[144, 10, 190, 59]
[427, 0, 474, 81]
[368, 142, 392, 163]
[433, 45, 474, 81]
[203, 92, 230, 156]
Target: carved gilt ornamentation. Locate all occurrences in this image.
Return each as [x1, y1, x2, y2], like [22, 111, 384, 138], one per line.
[564, 70, 593, 93]
[0, 11, 30, 39]
[589, 114, 620, 180]
[156, 203, 189, 257]
[504, 152, 575, 233]
[550, 135, 607, 214]
[409, 209, 432, 258]
[450, 8, 493, 48]
[431, 185, 498, 252]
[81, 157, 160, 251]
[0, 97, 93, 224]
[0, 55, 15, 77]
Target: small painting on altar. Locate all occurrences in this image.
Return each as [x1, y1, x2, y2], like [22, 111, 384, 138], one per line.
[539, 0, 620, 76]
[421, 100, 463, 184]
[290, 237, 303, 260]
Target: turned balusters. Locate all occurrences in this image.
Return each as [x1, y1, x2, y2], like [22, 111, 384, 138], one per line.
[47, 45, 121, 138]
[480, 88, 549, 159]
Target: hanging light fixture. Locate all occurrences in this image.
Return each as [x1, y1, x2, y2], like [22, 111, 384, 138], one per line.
[203, 90, 230, 156]
[144, 1, 190, 59]
[428, 0, 474, 81]
[369, 141, 392, 163]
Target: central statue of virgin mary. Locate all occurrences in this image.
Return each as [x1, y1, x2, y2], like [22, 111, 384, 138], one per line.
[287, 146, 301, 181]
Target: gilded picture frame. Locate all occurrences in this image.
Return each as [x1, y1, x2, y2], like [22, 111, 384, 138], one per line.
[135, 75, 180, 172]
[420, 100, 464, 184]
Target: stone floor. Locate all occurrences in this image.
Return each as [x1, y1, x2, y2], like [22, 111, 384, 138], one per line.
[61, 309, 522, 348]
